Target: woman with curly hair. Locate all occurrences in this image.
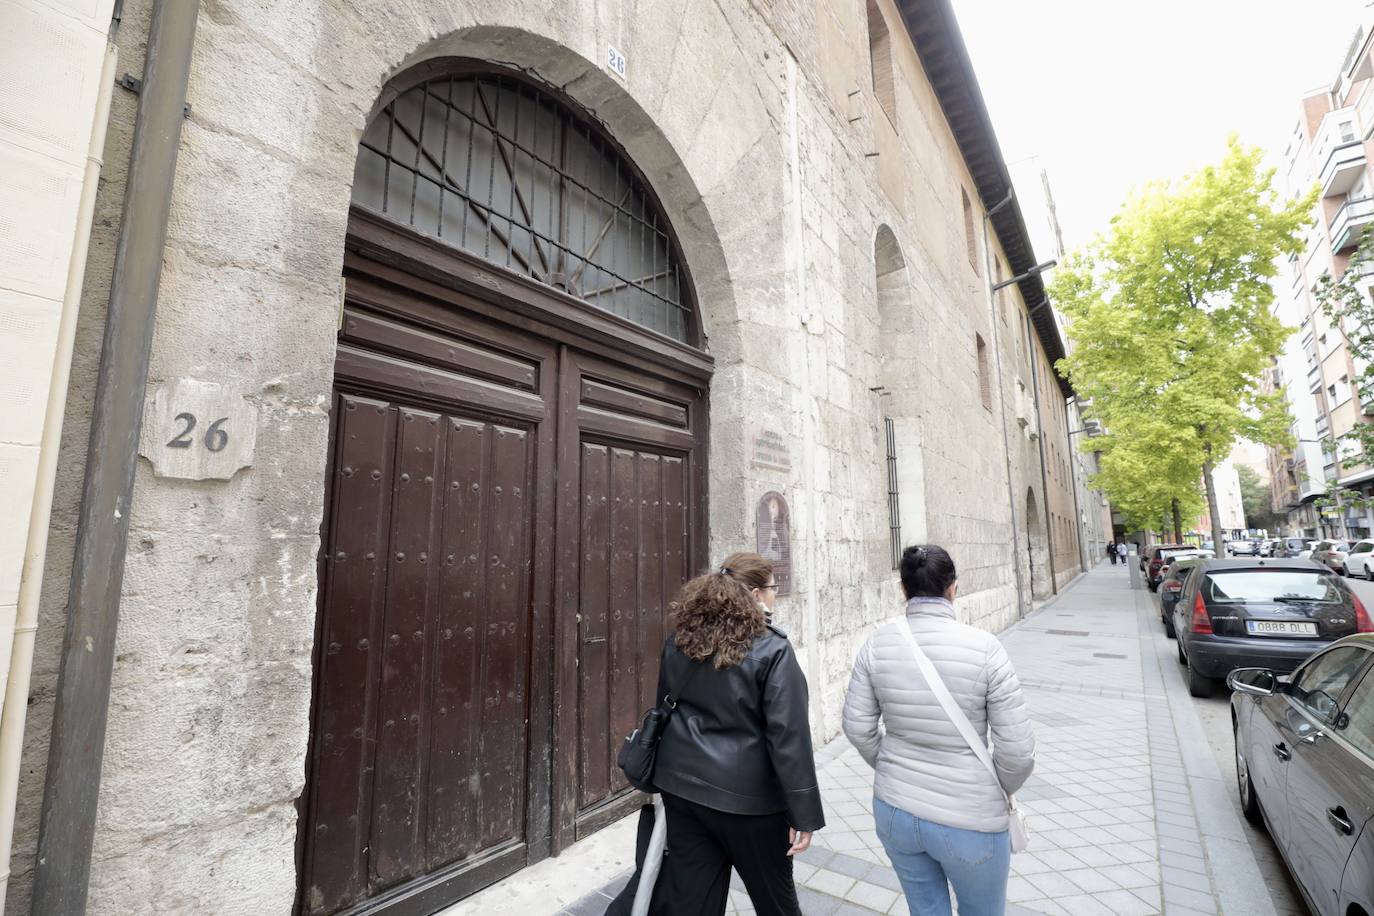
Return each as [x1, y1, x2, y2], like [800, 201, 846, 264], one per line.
[650, 551, 824, 916]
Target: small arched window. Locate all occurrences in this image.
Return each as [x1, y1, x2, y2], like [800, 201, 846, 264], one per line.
[866, 0, 897, 125]
[352, 65, 695, 343]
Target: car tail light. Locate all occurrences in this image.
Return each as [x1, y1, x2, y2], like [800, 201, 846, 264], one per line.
[1355, 593, 1374, 633]
[1165, 580, 1182, 592]
[1191, 593, 1213, 634]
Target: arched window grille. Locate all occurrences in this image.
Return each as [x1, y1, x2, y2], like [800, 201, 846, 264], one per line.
[352, 68, 695, 343]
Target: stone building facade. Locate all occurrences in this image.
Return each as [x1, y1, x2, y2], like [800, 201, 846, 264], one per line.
[4, 0, 1080, 913]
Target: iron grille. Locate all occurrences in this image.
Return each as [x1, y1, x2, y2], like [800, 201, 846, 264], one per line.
[885, 417, 901, 569]
[352, 71, 693, 342]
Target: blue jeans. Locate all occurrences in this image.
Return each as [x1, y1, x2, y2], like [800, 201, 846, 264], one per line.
[873, 796, 1010, 916]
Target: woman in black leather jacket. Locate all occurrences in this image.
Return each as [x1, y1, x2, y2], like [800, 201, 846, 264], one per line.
[652, 552, 824, 916]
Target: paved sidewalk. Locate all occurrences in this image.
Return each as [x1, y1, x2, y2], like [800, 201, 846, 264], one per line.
[465, 563, 1296, 915]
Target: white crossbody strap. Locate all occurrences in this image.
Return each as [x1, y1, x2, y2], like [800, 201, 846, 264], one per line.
[891, 621, 1007, 800]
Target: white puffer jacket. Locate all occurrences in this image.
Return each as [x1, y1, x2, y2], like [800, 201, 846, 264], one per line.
[842, 597, 1035, 833]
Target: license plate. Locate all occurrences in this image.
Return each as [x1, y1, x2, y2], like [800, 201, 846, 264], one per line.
[1247, 620, 1318, 637]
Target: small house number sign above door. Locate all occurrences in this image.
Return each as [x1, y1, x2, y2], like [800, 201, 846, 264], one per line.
[138, 377, 257, 480]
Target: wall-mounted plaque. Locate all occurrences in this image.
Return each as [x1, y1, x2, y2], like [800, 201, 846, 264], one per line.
[756, 491, 792, 595]
[138, 378, 257, 480]
[751, 428, 791, 472]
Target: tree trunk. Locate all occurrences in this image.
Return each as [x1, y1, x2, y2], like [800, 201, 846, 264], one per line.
[1202, 448, 1226, 555]
[1172, 498, 1183, 543]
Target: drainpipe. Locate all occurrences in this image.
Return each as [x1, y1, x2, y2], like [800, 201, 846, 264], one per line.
[981, 191, 1030, 619]
[32, 2, 199, 912]
[0, 39, 119, 915]
[1066, 400, 1087, 573]
[1026, 310, 1058, 595]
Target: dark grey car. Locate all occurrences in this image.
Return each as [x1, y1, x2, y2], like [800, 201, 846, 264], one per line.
[1230, 637, 1374, 915]
[1173, 558, 1372, 698]
[1157, 558, 1200, 639]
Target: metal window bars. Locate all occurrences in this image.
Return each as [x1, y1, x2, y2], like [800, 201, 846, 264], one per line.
[352, 72, 692, 343]
[885, 417, 902, 569]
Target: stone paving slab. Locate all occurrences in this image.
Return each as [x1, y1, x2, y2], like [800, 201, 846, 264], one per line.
[467, 563, 1293, 915]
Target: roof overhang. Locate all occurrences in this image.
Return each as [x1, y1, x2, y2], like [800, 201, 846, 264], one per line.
[894, 0, 1074, 398]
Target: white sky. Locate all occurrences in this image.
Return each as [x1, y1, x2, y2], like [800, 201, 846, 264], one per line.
[954, 0, 1372, 259]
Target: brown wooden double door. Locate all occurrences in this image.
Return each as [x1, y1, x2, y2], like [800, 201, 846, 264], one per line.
[300, 252, 706, 916]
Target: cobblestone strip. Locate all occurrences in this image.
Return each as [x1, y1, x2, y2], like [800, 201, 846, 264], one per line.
[1133, 578, 1279, 916]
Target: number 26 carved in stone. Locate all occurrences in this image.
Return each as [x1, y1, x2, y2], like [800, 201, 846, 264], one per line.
[166, 412, 230, 453]
[139, 378, 257, 480]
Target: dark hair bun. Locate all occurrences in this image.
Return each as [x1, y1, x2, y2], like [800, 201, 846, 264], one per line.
[900, 544, 956, 599]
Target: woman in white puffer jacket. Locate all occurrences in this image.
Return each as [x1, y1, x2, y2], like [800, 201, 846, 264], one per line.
[842, 544, 1035, 916]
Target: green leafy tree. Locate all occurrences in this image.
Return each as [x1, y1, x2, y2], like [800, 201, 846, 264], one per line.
[1089, 412, 1205, 537]
[1236, 464, 1283, 533]
[1051, 139, 1311, 549]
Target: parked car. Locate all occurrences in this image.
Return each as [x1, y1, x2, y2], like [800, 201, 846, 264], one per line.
[1349, 540, 1374, 580]
[1274, 537, 1313, 559]
[1146, 545, 1198, 591]
[1312, 540, 1354, 575]
[1158, 556, 1202, 639]
[1230, 636, 1374, 915]
[1231, 539, 1262, 557]
[1172, 558, 1372, 698]
[1300, 540, 1321, 559]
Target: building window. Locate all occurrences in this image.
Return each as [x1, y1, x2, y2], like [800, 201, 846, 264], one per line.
[976, 333, 992, 410]
[1341, 120, 1356, 142]
[353, 69, 695, 341]
[1336, 375, 1353, 406]
[962, 188, 979, 273]
[885, 417, 901, 568]
[866, 0, 897, 126]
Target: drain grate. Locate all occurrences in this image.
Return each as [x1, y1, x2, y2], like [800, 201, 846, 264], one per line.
[1047, 629, 1090, 636]
[1093, 652, 1127, 659]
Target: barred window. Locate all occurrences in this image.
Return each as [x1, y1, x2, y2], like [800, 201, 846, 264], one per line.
[352, 68, 694, 342]
[885, 417, 901, 568]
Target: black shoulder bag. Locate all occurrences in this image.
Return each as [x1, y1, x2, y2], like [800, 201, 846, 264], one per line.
[617, 653, 701, 792]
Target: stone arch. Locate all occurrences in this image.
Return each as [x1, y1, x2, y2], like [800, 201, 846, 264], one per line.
[1026, 486, 1051, 599]
[874, 224, 927, 548]
[344, 25, 743, 356]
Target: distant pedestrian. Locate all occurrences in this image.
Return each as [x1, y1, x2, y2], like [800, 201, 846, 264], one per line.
[843, 545, 1035, 916]
[1107, 541, 1118, 565]
[1117, 542, 1129, 564]
[642, 552, 824, 916]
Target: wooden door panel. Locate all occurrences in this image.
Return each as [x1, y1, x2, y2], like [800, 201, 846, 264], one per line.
[305, 395, 397, 915]
[563, 351, 703, 827]
[475, 423, 534, 849]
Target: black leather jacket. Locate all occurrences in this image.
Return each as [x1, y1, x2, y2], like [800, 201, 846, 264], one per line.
[652, 627, 825, 832]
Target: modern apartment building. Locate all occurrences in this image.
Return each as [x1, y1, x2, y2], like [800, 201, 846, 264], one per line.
[1269, 24, 1374, 539]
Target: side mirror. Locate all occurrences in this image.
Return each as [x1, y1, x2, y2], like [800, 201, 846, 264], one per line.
[1228, 667, 1277, 697]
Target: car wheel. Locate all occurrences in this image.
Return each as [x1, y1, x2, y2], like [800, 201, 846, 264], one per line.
[1234, 718, 1263, 827]
[1177, 640, 1187, 666]
[1342, 565, 1350, 577]
[1149, 581, 1158, 593]
[1187, 657, 1214, 698]
[1164, 614, 1176, 639]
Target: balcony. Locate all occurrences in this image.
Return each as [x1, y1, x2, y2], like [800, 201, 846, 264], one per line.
[1318, 108, 1365, 196]
[1323, 141, 1367, 197]
[1331, 196, 1374, 252]
[1318, 414, 1332, 436]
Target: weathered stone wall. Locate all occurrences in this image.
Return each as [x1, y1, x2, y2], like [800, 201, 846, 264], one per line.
[13, 0, 1078, 911]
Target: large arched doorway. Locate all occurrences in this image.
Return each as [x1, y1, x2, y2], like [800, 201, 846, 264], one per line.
[299, 62, 711, 916]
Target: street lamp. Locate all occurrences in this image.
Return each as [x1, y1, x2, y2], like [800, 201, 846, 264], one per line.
[993, 260, 1058, 292]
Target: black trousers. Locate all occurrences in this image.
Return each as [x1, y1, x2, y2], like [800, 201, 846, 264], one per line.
[658, 793, 802, 916]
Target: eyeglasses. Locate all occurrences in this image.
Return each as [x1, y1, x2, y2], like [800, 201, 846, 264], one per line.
[758, 584, 779, 591]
